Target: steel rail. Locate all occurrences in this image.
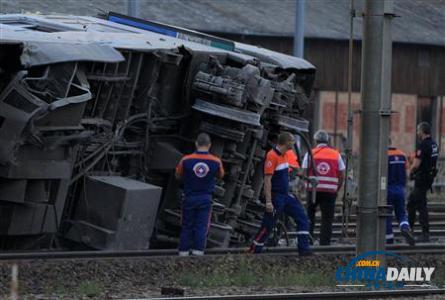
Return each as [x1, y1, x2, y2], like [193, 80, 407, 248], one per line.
[0, 244, 444, 261]
[145, 288, 445, 300]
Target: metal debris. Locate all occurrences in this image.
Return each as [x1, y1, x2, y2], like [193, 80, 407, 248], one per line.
[0, 13, 315, 250]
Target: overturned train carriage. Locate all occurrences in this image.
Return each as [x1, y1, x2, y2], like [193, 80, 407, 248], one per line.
[0, 14, 315, 250]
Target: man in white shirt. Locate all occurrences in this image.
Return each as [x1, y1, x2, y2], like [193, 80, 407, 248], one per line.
[302, 130, 345, 245]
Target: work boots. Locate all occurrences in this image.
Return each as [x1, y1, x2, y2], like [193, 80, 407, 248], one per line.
[400, 227, 415, 246]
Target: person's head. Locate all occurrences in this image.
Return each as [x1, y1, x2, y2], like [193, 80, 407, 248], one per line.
[416, 122, 431, 140]
[314, 130, 329, 145]
[195, 133, 211, 151]
[277, 131, 295, 151]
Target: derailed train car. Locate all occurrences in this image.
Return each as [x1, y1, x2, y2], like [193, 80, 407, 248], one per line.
[0, 13, 315, 250]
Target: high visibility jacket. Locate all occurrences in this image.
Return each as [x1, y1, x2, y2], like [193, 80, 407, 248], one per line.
[387, 147, 407, 187]
[285, 149, 300, 170]
[306, 145, 343, 193]
[264, 147, 290, 194]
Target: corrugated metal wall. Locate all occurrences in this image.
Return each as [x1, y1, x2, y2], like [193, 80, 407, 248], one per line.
[219, 34, 445, 97]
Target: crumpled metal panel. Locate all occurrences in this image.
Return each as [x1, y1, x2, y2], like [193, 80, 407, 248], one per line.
[273, 115, 310, 132]
[192, 99, 261, 126]
[199, 122, 245, 142]
[0, 179, 27, 203]
[0, 15, 314, 71]
[18, 41, 124, 67]
[0, 73, 49, 165]
[148, 142, 183, 170]
[234, 42, 316, 70]
[193, 71, 245, 107]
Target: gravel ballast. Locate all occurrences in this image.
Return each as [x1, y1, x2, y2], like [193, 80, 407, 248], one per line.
[0, 253, 444, 299]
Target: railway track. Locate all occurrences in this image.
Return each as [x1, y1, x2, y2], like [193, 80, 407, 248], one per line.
[0, 243, 444, 261]
[146, 288, 445, 299]
[0, 203, 442, 261]
[0, 204, 443, 261]
[297, 202, 445, 243]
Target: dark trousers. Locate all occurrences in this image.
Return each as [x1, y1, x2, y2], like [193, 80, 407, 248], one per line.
[407, 186, 429, 234]
[249, 193, 310, 254]
[386, 186, 410, 243]
[179, 195, 212, 252]
[307, 191, 336, 245]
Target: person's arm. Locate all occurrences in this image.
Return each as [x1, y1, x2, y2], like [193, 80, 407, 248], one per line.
[409, 158, 421, 176]
[301, 153, 308, 171]
[218, 160, 225, 179]
[338, 170, 345, 191]
[264, 175, 273, 213]
[263, 153, 276, 213]
[294, 167, 304, 177]
[175, 158, 184, 180]
[409, 145, 424, 177]
[287, 149, 299, 169]
[338, 154, 346, 191]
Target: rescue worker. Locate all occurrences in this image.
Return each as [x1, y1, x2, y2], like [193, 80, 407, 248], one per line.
[286, 147, 301, 180]
[302, 130, 345, 246]
[386, 140, 415, 245]
[408, 122, 439, 242]
[175, 133, 224, 256]
[249, 132, 311, 255]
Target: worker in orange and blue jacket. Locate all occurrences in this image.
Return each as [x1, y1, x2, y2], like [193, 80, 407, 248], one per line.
[387, 141, 415, 246]
[175, 133, 224, 256]
[249, 132, 311, 255]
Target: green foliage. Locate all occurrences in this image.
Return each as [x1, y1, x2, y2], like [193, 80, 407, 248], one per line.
[77, 280, 103, 298]
[177, 256, 333, 288]
[43, 282, 68, 296]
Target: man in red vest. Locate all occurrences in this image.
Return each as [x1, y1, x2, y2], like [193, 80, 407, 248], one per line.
[302, 130, 345, 245]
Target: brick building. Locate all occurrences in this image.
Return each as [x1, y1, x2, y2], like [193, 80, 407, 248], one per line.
[3, 0, 445, 155]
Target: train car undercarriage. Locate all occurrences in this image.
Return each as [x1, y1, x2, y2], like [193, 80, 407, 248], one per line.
[0, 13, 315, 250]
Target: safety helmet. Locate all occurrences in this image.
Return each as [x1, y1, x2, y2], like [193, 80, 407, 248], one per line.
[314, 130, 329, 143]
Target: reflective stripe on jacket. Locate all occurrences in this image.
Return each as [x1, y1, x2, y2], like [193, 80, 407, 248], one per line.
[306, 146, 341, 193]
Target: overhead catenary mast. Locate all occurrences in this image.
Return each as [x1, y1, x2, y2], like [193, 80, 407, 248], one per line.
[294, 0, 305, 58]
[356, 0, 394, 255]
[340, 0, 356, 242]
[127, 0, 140, 18]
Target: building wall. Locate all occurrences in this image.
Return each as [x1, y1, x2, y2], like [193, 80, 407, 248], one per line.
[214, 33, 445, 156]
[217, 34, 445, 97]
[317, 91, 445, 157]
[390, 93, 418, 155]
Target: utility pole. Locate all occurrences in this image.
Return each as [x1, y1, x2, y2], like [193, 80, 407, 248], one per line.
[340, 0, 355, 241]
[127, 0, 140, 18]
[356, 0, 393, 255]
[293, 0, 305, 58]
